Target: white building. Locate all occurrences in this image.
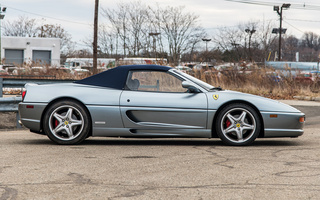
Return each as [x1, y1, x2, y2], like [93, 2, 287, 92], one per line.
[1, 36, 61, 67]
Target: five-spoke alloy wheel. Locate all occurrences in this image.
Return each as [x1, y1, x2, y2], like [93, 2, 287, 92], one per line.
[215, 103, 261, 146]
[43, 100, 91, 145]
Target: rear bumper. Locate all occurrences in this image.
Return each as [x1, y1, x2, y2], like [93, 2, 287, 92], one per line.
[19, 102, 47, 131]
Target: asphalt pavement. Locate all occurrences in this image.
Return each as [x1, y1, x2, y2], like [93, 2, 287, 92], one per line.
[0, 100, 319, 200]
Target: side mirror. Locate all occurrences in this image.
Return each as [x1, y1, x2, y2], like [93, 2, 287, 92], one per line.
[182, 81, 201, 93]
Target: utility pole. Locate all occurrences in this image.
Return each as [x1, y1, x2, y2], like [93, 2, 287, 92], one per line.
[149, 32, 160, 59]
[273, 3, 290, 61]
[202, 38, 211, 63]
[245, 28, 256, 62]
[93, 0, 99, 74]
[0, 6, 6, 65]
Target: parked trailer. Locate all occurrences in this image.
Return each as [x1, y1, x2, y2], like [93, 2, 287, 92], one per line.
[265, 61, 320, 71]
[64, 58, 116, 72]
[118, 57, 167, 65]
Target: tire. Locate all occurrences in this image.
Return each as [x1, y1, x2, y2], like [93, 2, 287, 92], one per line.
[215, 103, 261, 146]
[43, 100, 91, 145]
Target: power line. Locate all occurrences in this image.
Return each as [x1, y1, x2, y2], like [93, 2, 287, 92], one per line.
[282, 20, 304, 34]
[225, 0, 276, 7]
[3, 5, 92, 26]
[225, 0, 320, 11]
[225, 0, 320, 36]
[205, 25, 239, 29]
[287, 18, 320, 23]
[205, 18, 276, 31]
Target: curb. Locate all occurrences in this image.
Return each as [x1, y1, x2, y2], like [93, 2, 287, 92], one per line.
[293, 96, 320, 101]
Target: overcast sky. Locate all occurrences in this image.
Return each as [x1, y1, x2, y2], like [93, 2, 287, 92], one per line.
[1, 0, 320, 49]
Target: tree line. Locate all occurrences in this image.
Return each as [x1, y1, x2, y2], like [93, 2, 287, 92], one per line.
[3, 16, 74, 53]
[3, 2, 320, 65]
[211, 20, 320, 63]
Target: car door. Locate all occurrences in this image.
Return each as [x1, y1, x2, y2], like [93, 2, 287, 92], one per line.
[119, 70, 208, 136]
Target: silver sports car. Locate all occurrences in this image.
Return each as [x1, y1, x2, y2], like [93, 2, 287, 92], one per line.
[19, 65, 305, 146]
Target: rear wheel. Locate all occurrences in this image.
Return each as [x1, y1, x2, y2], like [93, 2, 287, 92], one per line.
[43, 100, 90, 145]
[215, 103, 261, 146]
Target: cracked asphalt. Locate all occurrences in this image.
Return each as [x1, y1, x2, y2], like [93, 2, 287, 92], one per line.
[1, 100, 320, 200]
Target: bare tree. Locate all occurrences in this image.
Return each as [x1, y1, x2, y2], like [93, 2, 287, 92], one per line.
[255, 19, 277, 62]
[101, 1, 152, 57]
[3, 16, 74, 54]
[213, 26, 245, 61]
[213, 20, 278, 62]
[155, 6, 205, 65]
[239, 21, 259, 61]
[97, 24, 115, 56]
[188, 29, 207, 62]
[301, 32, 320, 51]
[283, 35, 299, 61]
[38, 23, 72, 51]
[3, 15, 38, 37]
[148, 4, 166, 57]
[101, 2, 206, 64]
[127, 1, 149, 56]
[102, 3, 129, 57]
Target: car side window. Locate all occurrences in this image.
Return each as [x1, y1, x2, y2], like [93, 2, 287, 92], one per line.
[125, 70, 187, 93]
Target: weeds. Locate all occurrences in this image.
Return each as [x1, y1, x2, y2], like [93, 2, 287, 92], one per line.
[5, 64, 320, 99]
[192, 67, 319, 99]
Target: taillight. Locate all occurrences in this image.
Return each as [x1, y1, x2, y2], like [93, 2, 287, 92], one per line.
[22, 91, 27, 101]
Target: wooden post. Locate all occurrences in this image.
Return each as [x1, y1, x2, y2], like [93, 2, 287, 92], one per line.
[93, 0, 99, 75]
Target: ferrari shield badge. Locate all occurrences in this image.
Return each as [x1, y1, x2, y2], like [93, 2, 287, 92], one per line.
[213, 94, 219, 100]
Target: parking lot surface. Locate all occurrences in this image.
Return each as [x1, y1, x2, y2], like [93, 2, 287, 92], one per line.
[0, 100, 320, 200]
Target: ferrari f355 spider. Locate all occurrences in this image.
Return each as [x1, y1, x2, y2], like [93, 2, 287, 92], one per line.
[19, 65, 305, 145]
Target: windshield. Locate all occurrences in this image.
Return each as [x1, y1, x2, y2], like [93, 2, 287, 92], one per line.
[171, 69, 214, 91]
[64, 62, 73, 68]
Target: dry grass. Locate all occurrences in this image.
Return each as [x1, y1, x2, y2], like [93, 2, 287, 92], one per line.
[9, 67, 90, 80]
[7, 64, 320, 99]
[192, 68, 320, 100]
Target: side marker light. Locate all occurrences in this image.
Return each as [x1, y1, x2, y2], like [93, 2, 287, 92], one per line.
[299, 117, 305, 123]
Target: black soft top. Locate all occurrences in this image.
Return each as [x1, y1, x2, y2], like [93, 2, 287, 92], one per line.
[75, 65, 172, 89]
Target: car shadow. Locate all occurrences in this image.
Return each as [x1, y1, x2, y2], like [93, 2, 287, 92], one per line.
[20, 138, 304, 147]
[82, 139, 223, 146]
[83, 138, 303, 147]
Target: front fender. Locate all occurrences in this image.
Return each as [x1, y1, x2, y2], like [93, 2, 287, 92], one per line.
[206, 90, 301, 113]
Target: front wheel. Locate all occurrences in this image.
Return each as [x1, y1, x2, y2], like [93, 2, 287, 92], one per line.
[215, 103, 261, 146]
[43, 100, 91, 145]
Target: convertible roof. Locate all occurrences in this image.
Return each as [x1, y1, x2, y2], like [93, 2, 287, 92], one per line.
[75, 65, 172, 89]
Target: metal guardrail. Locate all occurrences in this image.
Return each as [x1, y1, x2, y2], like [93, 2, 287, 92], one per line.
[0, 78, 75, 128]
[0, 78, 75, 93]
[0, 97, 23, 128]
[0, 96, 22, 112]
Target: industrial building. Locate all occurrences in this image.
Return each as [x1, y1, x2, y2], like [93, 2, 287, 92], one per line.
[1, 36, 60, 67]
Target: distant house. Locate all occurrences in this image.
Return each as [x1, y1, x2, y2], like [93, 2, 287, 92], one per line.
[1, 36, 60, 67]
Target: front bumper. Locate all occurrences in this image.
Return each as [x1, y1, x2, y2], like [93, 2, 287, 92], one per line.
[261, 111, 305, 137]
